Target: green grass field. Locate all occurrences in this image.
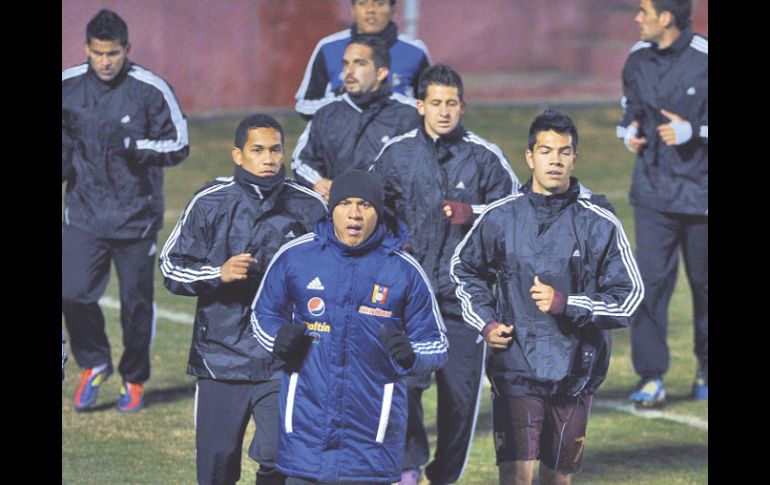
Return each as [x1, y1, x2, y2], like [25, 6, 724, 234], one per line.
[62, 104, 707, 484]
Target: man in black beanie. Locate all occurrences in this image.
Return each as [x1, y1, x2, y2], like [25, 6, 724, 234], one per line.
[251, 169, 448, 484]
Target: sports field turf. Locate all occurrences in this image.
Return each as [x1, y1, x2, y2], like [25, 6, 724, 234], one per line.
[62, 104, 707, 484]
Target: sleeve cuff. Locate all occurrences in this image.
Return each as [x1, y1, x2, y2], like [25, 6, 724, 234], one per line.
[482, 321, 500, 338]
[548, 290, 566, 316]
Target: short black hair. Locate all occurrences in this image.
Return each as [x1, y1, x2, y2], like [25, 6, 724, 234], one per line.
[348, 35, 391, 70]
[234, 114, 284, 150]
[527, 109, 579, 151]
[86, 9, 129, 46]
[350, 0, 396, 5]
[417, 64, 464, 102]
[651, 0, 692, 30]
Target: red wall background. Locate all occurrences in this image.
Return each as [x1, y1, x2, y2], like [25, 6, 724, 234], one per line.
[62, 0, 707, 113]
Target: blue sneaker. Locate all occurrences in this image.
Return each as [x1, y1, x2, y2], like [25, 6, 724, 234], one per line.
[629, 378, 666, 408]
[692, 376, 708, 400]
[73, 364, 112, 411]
[117, 382, 145, 413]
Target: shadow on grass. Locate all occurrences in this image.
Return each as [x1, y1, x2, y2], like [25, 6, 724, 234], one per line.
[579, 444, 708, 482]
[72, 383, 196, 413]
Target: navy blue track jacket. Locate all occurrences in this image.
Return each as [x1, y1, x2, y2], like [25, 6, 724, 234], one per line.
[160, 168, 327, 381]
[294, 22, 430, 117]
[252, 216, 447, 483]
[370, 124, 520, 298]
[450, 180, 644, 397]
[291, 87, 421, 187]
[616, 27, 708, 215]
[62, 60, 189, 239]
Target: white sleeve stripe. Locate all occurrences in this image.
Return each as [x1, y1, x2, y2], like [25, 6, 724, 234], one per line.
[159, 182, 235, 282]
[700, 125, 708, 138]
[295, 97, 338, 116]
[464, 132, 521, 194]
[251, 315, 275, 352]
[285, 180, 329, 208]
[372, 129, 419, 163]
[128, 67, 189, 152]
[449, 194, 522, 331]
[572, 200, 645, 316]
[294, 30, 350, 102]
[249, 233, 317, 311]
[62, 63, 88, 81]
[291, 122, 324, 185]
[251, 313, 277, 345]
[395, 251, 448, 350]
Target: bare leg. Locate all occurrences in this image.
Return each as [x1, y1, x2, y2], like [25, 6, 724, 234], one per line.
[498, 460, 535, 485]
[539, 463, 572, 485]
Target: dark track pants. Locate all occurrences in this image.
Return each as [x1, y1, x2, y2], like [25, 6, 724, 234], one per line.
[403, 299, 486, 484]
[195, 378, 285, 485]
[61, 224, 156, 383]
[630, 205, 708, 383]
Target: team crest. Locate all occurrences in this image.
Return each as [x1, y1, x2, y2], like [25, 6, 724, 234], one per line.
[307, 297, 326, 316]
[371, 284, 389, 305]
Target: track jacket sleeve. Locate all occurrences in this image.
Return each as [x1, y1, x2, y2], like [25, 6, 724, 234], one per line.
[409, 54, 430, 98]
[561, 202, 644, 330]
[395, 252, 448, 376]
[478, 146, 520, 205]
[617, 57, 644, 140]
[696, 86, 708, 144]
[291, 118, 328, 187]
[250, 251, 294, 354]
[159, 197, 224, 296]
[132, 76, 189, 167]
[450, 208, 504, 333]
[294, 48, 336, 117]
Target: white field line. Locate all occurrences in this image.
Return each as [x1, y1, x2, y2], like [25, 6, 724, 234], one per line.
[99, 296, 194, 325]
[481, 375, 707, 431]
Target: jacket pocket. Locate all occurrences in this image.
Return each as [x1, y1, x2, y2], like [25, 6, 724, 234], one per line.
[375, 382, 395, 443]
[285, 372, 299, 434]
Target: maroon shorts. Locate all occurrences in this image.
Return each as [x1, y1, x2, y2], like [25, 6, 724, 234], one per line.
[492, 393, 593, 475]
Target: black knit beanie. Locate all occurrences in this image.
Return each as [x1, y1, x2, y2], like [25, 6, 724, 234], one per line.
[328, 169, 385, 218]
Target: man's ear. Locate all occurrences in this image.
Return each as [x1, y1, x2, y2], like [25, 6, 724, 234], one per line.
[525, 149, 534, 170]
[231, 146, 243, 166]
[376, 66, 389, 84]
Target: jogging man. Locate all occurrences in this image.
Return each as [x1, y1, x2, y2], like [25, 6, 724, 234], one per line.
[160, 115, 326, 485]
[370, 64, 519, 485]
[451, 109, 643, 485]
[62, 9, 189, 413]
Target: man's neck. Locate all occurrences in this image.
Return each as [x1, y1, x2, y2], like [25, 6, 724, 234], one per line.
[656, 26, 682, 49]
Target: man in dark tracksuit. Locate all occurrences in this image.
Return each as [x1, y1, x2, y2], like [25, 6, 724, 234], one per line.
[452, 110, 643, 485]
[62, 9, 189, 413]
[291, 35, 421, 201]
[160, 115, 327, 485]
[616, 0, 708, 406]
[294, 0, 430, 118]
[370, 65, 519, 485]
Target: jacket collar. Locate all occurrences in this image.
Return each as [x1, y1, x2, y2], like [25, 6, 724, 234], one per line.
[345, 84, 392, 111]
[233, 165, 286, 201]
